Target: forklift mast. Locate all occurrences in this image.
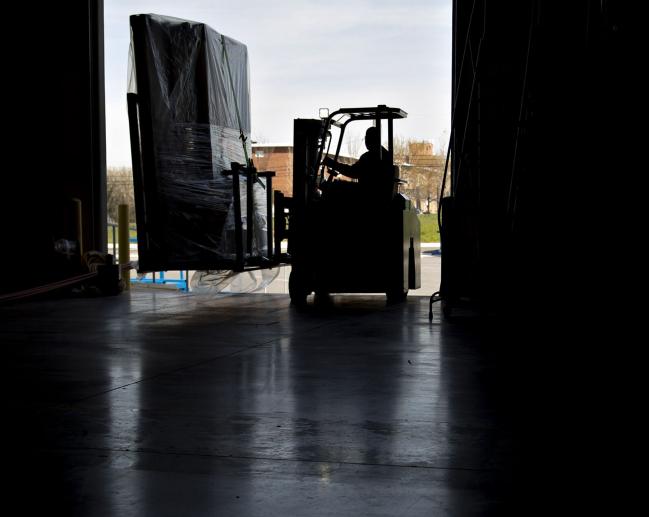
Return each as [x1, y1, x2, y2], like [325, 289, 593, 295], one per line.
[290, 118, 324, 264]
[293, 119, 324, 213]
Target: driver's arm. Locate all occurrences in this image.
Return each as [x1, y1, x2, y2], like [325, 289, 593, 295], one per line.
[322, 156, 362, 179]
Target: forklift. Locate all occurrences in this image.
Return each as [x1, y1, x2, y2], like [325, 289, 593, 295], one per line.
[274, 105, 421, 305]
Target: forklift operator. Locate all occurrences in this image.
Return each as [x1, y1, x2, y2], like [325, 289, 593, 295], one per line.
[322, 126, 395, 204]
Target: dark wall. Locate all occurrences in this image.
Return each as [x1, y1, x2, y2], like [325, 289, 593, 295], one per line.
[2, 1, 106, 293]
[447, 2, 636, 511]
[447, 0, 633, 317]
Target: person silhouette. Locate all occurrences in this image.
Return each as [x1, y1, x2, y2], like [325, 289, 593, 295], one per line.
[322, 126, 395, 205]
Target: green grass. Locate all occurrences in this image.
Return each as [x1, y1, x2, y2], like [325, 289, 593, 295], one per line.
[418, 213, 440, 243]
[107, 225, 137, 245]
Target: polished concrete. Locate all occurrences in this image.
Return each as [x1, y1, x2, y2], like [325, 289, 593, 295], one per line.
[3, 288, 519, 516]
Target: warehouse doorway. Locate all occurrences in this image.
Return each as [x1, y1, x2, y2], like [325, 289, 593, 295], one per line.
[103, 1, 451, 297]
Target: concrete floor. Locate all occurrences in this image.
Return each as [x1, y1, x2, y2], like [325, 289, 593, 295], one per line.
[3, 289, 518, 516]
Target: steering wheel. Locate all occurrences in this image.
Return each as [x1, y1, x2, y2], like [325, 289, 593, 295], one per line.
[318, 159, 339, 189]
[325, 167, 339, 183]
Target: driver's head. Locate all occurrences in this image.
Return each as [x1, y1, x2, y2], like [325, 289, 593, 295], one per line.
[364, 126, 380, 152]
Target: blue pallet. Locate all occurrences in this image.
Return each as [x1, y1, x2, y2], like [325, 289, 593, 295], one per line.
[131, 271, 188, 292]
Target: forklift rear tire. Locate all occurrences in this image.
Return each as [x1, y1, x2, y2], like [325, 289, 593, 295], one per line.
[289, 270, 309, 306]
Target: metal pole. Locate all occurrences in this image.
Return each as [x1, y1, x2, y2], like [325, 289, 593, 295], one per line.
[118, 204, 130, 290]
[72, 198, 83, 256]
[232, 169, 244, 271]
[246, 170, 254, 256]
[266, 176, 273, 260]
[274, 191, 283, 263]
[376, 107, 382, 160]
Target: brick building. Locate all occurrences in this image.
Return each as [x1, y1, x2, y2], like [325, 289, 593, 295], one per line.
[252, 144, 356, 196]
[252, 144, 293, 196]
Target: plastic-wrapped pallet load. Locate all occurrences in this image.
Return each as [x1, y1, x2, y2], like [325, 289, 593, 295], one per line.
[128, 14, 268, 272]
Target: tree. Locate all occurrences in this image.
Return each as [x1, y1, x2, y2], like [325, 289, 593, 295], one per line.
[106, 167, 136, 223]
[393, 137, 445, 213]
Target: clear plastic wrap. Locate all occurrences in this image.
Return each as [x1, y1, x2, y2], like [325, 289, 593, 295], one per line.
[190, 268, 279, 294]
[129, 14, 266, 271]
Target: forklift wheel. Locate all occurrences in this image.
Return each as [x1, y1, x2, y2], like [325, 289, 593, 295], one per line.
[289, 270, 309, 306]
[386, 289, 408, 304]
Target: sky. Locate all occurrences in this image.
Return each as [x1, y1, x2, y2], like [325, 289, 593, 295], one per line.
[104, 0, 452, 166]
